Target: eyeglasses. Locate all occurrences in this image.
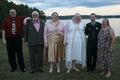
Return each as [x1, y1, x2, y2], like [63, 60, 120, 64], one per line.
[52, 15, 58, 17]
[10, 12, 15, 13]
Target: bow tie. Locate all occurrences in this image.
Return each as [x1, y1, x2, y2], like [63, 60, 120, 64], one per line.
[33, 20, 39, 23]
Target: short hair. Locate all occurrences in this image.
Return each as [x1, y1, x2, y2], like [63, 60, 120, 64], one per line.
[51, 12, 59, 16]
[9, 9, 16, 13]
[32, 11, 39, 15]
[90, 13, 96, 16]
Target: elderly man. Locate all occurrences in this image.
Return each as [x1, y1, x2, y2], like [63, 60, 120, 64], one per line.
[2, 9, 26, 72]
[24, 11, 45, 73]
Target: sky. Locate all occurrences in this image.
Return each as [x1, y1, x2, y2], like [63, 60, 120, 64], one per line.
[8, 0, 120, 16]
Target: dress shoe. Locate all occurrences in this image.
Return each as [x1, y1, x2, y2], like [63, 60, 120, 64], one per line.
[91, 70, 96, 73]
[37, 69, 44, 72]
[86, 69, 90, 72]
[21, 69, 26, 72]
[10, 69, 16, 72]
[30, 70, 36, 73]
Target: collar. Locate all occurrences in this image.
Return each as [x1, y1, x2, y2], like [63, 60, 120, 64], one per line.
[33, 19, 40, 23]
[102, 27, 109, 31]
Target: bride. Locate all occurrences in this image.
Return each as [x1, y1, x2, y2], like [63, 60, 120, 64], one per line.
[64, 13, 86, 73]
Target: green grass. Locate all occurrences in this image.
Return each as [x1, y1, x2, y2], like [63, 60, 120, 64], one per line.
[0, 37, 120, 80]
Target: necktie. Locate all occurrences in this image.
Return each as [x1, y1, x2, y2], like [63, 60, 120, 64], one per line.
[91, 22, 95, 26]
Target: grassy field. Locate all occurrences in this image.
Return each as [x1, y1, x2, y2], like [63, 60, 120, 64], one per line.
[0, 37, 120, 80]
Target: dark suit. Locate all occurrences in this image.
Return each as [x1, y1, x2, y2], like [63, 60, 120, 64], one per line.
[85, 21, 101, 72]
[24, 19, 44, 71]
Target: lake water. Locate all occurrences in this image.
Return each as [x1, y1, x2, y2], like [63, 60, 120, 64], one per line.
[48, 18, 120, 37]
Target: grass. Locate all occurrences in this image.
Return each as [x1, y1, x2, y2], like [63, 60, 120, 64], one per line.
[0, 37, 120, 80]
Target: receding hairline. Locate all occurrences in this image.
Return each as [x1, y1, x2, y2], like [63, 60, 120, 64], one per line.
[32, 11, 39, 15]
[9, 9, 16, 13]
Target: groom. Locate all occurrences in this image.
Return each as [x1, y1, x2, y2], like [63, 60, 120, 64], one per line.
[85, 13, 101, 73]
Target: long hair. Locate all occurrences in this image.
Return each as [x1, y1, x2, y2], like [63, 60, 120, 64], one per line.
[72, 13, 81, 22]
[103, 18, 110, 26]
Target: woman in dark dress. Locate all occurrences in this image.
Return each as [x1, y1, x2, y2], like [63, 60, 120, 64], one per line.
[97, 18, 115, 77]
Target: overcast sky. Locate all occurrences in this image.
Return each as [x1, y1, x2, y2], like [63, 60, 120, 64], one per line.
[8, 0, 120, 16]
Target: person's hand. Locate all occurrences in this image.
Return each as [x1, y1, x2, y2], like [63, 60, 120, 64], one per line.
[110, 46, 113, 50]
[45, 43, 48, 47]
[26, 17, 31, 20]
[64, 41, 68, 46]
[3, 39, 6, 45]
[23, 17, 31, 25]
[25, 42, 28, 46]
[65, 43, 68, 46]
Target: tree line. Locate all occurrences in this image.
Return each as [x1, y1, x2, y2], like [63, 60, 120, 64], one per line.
[0, 0, 46, 38]
[0, 0, 46, 29]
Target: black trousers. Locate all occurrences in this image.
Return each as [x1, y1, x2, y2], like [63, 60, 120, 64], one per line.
[6, 37, 25, 70]
[28, 45, 44, 71]
[86, 45, 97, 71]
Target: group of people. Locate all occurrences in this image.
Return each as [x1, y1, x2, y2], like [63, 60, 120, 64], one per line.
[1, 9, 115, 78]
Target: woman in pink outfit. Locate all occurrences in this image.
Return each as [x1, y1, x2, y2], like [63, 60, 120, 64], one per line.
[44, 12, 65, 73]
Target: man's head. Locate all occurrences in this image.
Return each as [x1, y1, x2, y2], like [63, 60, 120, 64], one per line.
[9, 9, 16, 18]
[90, 13, 96, 22]
[32, 11, 39, 20]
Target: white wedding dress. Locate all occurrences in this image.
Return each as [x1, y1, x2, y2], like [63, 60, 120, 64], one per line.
[65, 21, 86, 69]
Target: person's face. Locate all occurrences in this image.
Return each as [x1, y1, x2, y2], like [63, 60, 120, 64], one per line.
[74, 16, 81, 23]
[90, 15, 96, 22]
[32, 13, 39, 20]
[51, 13, 59, 22]
[9, 9, 16, 18]
[102, 19, 108, 28]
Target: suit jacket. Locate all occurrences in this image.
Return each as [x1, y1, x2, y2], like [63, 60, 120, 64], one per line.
[85, 21, 101, 48]
[24, 19, 45, 46]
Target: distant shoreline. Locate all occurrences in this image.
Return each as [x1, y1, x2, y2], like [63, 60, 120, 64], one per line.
[46, 15, 120, 20]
